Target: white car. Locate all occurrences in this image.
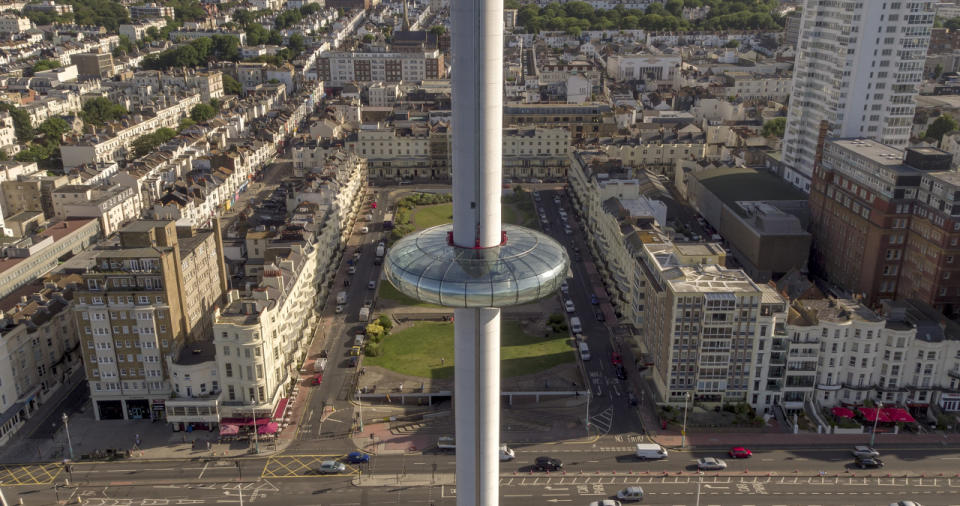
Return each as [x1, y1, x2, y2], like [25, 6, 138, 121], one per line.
[317, 460, 346, 474]
[347, 266, 356, 275]
[335, 305, 344, 313]
[499, 445, 515, 461]
[560, 281, 569, 294]
[367, 280, 376, 289]
[564, 227, 573, 235]
[852, 446, 880, 458]
[588, 501, 621, 506]
[564, 300, 575, 313]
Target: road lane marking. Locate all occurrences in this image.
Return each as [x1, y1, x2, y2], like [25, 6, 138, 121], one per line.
[198, 462, 209, 480]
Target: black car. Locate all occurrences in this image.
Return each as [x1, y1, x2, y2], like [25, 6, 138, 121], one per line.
[534, 457, 563, 471]
[855, 456, 884, 469]
[615, 365, 627, 380]
[595, 311, 605, 322]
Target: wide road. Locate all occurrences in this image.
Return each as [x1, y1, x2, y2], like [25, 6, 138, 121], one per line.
[10, 438, 960, 504]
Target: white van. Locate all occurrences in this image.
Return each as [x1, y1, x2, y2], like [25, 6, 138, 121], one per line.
[634, 443, 668, 460]
[354, 334, 365, 347]
[578, 342, 591, 361]
[314, 358, 327, 373]
[570, 316, 582, 334]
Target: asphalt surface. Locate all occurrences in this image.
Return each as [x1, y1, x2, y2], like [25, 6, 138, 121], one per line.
[10, 445, 960, 505]
[536, 188, 640, 436]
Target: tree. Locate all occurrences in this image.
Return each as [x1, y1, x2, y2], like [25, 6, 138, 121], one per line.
[288, 33, 305, 58]
[0, 103, 33, 142]
[177, 117, 196, 131]
[934, 63, 944, 80]
[362, 33, 375, 43]
[761, 117, 786, 138]
[189, 103, 216, 122]
[365, 323, 384, 339]
[222, 74, 242, 95]
[926, 114, 958, 145]
[80, 97, 127, 127]
[131, 127, 177, 158]
[38, 117, 69, 140]
[946, 16, 960, 30]
[31, 59, 61, 73]
[377, 314, 393, 332]
[725, 39, 740, 48]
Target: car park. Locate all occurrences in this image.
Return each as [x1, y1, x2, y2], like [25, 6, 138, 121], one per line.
[346, 451, 370, 464]
[852, 446, 879, 458]
[697, 457, 727, 470]
[534, 456, 563, 471]
[565, 300, 575, 313]
[855, 456, 884, 469]
[616, 486, 644, 502]
[728, 447, 752, 458]
[317, 460, 346, 474]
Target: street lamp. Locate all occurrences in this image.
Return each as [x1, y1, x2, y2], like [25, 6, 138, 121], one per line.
[61, 413, 74, 461]
[869, 401, 883, 448]
[250, 400, 259, 455]
[681, 392, 691, 449]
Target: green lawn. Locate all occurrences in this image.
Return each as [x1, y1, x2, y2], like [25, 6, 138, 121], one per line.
[365, 321, 574, 379]
[378, 281, 443, 308]
[410, 200, 533, 231]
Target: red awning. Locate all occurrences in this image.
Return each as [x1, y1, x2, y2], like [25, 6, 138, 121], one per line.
[219, 424, 239, 436]
[859, 407, 893, 422]
[273, 398, 289, 420]
[832, 406, 855, 419]
[883, 407, 916, 423]
[257, 422, 279, 435]
[220, 417, 271, 426]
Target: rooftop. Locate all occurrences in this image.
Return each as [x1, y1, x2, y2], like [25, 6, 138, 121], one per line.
[692, 166, 806, 208]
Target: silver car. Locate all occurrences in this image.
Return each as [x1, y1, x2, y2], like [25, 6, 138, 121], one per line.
[697, 457, 727, 470]
[852, 445, 880, 458]
[317, 460, 346, 474]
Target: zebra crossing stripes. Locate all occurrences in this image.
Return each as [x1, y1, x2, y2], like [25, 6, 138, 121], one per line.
[589, 407, 614, 435]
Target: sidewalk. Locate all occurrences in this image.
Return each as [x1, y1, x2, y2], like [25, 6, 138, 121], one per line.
[649, 428, 960, 449]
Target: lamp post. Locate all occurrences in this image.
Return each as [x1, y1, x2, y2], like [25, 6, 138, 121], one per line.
[61, 413, 74, 461]
[869, 401, 883, 448]
[250, 400, 259, 455]
[681, 392, 691, 448]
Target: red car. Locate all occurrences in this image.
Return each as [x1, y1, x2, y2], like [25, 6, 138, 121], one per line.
[371, 202, 377, 209]
[611, 352, 622, 365]
[311, 373, 323, 385]
[728, 447, 752, 458]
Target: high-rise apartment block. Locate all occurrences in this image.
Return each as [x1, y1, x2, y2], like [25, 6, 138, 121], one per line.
[781, 0, 935, 191]
[809, 138, 960, 314]
[73, 220, 226, 420]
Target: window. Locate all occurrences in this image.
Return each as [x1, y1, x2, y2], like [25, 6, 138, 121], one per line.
[228, 385, 235, 400]
[225, 363, 232, 377]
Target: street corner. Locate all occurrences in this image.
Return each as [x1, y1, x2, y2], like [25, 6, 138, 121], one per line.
[260, 454, 359, 478]
[0, 462, 64, 485]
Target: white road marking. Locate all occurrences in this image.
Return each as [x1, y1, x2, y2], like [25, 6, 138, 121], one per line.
[198, 462, 209, 480]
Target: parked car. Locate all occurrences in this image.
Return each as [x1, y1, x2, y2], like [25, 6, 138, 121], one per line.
[610, 352, 622, 365]
[588, 501, 621, 506]
[728, 447, 752, 458]
[852, 446, 880, 458]
[368, 280, 376, 289]
[615, 365, 627, 380]
[616, 486, 644, 502]
[697, 457, 727, 470]
[855, 456, 884, 469]
[318, 461, 346, 474]
[335, 304, 344, 314]
[591, 294, 599, 305]
[565, 300, 576, 313]
[499, 445, 515, 461]
[348, 266, 356, 275]
[560, 281, 569, 294]
[533, 456, 563, 471]
[595, 311, 605, 322]
[346, 451, 370, 464]
[311, 374, 323, 385]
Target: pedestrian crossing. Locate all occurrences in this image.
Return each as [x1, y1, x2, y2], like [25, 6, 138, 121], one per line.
[589, 407, 613, 435]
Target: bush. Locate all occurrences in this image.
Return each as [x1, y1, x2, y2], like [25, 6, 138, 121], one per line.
[364, 342, 380, 356]
[548, 314, 564, 324]
[365, 323, 384, 339]
[377, 314, 393, 332]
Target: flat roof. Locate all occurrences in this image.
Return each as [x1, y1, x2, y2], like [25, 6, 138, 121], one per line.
[692, 166, 806, 207]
